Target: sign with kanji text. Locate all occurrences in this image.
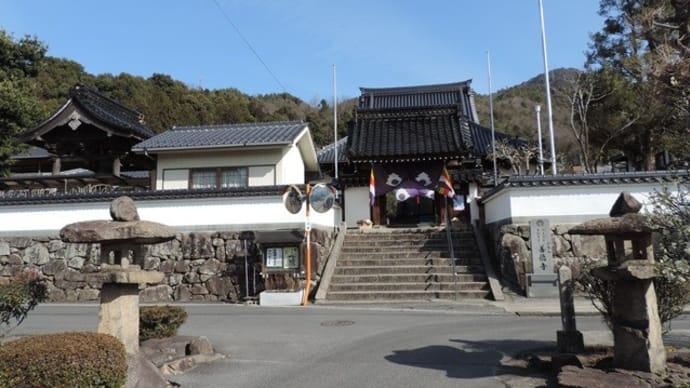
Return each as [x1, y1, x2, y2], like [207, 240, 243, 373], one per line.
[529, 219, 553, 274]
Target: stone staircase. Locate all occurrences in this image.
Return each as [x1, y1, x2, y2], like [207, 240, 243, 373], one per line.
[324, 227, 491, 302]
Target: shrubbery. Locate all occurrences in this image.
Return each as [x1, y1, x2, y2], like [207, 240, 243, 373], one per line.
[140, 305, 188, 341]
[647, 184, 690, 327]
[0, 270, 47, 337]
[0, 332, 127, 388]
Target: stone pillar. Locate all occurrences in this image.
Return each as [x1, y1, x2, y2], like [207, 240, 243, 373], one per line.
[611, 270, 666, 373]
[557, 265, 584, 353]
[98, 283, 140, 354]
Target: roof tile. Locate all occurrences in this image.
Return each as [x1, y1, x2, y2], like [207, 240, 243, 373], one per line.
[133, 121, 307, 152]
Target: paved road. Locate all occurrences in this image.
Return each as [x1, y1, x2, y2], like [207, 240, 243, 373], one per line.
[12, 304, 690, 388]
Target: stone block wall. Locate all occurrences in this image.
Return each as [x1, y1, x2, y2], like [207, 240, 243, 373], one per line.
[0, 229, 335, 303]
[487, 223, 607, 292]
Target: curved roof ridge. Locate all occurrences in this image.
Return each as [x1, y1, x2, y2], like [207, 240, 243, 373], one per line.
[359, 80, 472, 95]
[71, 83, 144, 121]
[170, 120, 305, 131]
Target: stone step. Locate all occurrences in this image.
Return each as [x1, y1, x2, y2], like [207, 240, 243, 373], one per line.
[345, 233, 475, 241]
[337, 258, 482, 267]
[325, 289, 491, 301]
[328, 281, 490, 292]
[344, 246, 470, 253]
[341, 245, 478, 254]
[339, 251, 479, 259]
[342, 242, 477, 250]
[341, 249, 479, 259]
[330, 273, 488, 283]
[333, 265, 485, 275]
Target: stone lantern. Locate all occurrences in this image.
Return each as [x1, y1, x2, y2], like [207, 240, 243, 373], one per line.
[569, 192, 666, 374]
[60, 196, 176, 354]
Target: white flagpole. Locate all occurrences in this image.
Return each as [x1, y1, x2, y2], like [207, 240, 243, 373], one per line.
[487, 51, 498, 186]
[333, 64, 338, 181]
[538, 0, 557, 175]
[535, 105, 545, 175]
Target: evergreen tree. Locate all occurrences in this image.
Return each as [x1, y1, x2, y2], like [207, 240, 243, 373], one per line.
[587, 0, 690, 170]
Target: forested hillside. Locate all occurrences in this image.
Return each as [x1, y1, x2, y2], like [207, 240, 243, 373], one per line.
[10, 25, 686, 174]
[0, 29, 355, 159]
[33, 57, 357, 147]
[474, 68, 583, 163]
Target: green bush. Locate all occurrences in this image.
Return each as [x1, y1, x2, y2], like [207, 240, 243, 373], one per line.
[0, 270, 47, 337]
[140, 305, 188, 342]
[0, 332, 127, 388]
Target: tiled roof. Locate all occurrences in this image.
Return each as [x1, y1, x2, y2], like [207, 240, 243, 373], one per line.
[24, 83, 154, 141]
[317, 137, 348, 164]
[347, 108, 469, 162]
[481, 171, 690, 202]
[12, 146, 53, 160]
[358, 81, 478, 122]
[132, 121, 307, 152]
[0, 185, 293, 206]
[70, 84, 154, 139]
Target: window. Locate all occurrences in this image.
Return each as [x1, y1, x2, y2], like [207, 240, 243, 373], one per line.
[191, 170, 216, 189]
[220, 168, 247, 188]
[190, 167, 248, 189]
[265, 246, 300, 270]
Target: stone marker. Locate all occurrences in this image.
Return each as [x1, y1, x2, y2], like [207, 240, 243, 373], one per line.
[60, 196, 175, 354]
[529, 219, 553, 274]
[557, 265, 584, 353]
[526, 218, 558, 297]
[569, 192, 666, 374]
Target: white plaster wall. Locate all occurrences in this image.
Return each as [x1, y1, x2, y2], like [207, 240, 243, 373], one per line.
[248, 166, 275, 186]
[276, 145, 305, 185]
[483, 190, 512, 225]
[482, 182, 670, 224]
[344, 186, 370, 228]
[0, 196, 337, 235]
[467, 182, 481, 224]
[156, 149, 283, 189]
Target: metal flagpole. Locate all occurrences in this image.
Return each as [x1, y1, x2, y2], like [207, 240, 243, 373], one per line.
[538, 0, 557, 175]
[535, 105, 545, 175]
[333, 64, 338, 181]
[487, 51, 498, 186]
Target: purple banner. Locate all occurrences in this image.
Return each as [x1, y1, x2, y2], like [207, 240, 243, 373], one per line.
[372, 163, 443, 202]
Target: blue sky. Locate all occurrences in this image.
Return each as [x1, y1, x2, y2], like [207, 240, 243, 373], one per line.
[0, 0, 604, 103]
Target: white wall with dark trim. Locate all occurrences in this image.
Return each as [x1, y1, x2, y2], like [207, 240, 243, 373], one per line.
[0, 195, 338, 235]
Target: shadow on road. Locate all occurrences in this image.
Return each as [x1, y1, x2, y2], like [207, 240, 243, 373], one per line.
[385, 338, 556, 383]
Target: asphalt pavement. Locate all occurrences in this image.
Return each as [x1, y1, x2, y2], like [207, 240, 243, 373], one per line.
[9, 298, 690, 388]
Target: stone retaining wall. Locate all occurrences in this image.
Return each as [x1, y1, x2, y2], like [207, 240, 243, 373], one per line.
[487, 223, 607, 292]
[0, 230, 335, 303]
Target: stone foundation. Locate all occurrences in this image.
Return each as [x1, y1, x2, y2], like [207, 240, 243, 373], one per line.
[486, 223, 608, 293]
[0, 229, 335, 303]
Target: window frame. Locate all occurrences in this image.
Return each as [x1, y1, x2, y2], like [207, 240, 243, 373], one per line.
[189, 166, 249, 189]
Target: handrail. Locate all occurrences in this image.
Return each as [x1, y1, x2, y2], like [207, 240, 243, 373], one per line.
[313, 222, 347, 302]
[472, 221, 504, 301]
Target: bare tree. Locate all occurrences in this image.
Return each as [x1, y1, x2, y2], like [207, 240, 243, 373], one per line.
[486, 139, 540, 176]
[554, 71, 639, 173]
